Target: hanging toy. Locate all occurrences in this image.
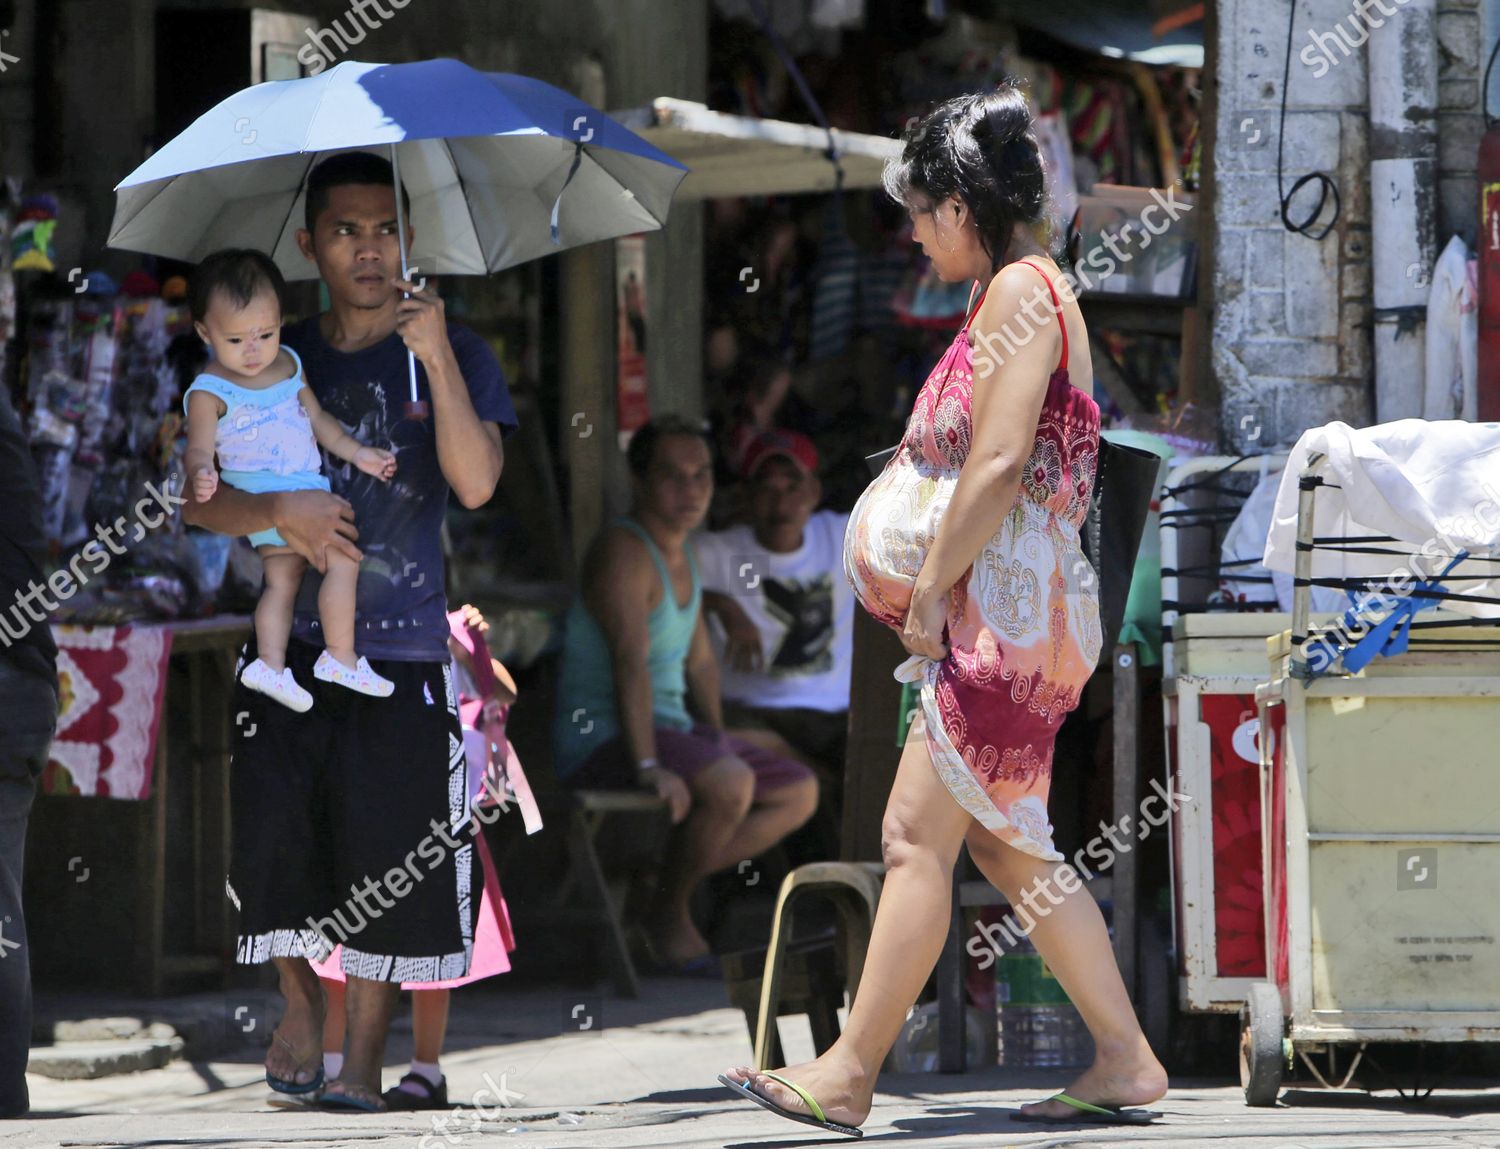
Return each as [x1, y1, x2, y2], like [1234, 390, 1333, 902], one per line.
[11, 194, 58, 272]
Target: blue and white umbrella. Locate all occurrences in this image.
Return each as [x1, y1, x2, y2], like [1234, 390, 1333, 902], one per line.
[110, 57, 687, 278]
[108, 58, 688, 412]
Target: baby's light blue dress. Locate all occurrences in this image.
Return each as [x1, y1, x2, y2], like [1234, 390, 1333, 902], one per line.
[182, 346, 330, 548]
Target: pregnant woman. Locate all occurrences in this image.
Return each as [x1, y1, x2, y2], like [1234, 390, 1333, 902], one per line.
[721, 86, 1167, 1134]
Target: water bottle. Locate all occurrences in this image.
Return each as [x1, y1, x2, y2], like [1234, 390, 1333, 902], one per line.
[995, 939, 1095, 1068]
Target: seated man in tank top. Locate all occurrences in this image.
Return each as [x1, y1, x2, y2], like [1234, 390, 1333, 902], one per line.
[552, 416, 819, 974]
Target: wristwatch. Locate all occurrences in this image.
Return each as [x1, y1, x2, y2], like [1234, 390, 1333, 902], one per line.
[635, 757, 660, 788]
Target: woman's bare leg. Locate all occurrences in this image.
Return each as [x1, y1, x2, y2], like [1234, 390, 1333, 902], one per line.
[722, 725, 972, 1127]
[317, 551, 361, 669]
[255, 549, 306, 671]
[963, 825, 1167, 1116]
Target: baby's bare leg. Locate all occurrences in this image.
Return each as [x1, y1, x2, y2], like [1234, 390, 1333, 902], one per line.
[318, 551, 361, 668]
[256, 549, 308, 671]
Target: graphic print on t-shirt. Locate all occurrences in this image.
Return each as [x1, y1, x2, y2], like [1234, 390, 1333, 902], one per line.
[763, 575, 836, 676]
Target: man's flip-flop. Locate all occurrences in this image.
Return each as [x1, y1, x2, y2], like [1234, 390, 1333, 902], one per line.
[317, 1081, 388, 1113]
[265, 1033, 324, 1095]
[1010, 1092, 1162, 1125]
[718, 1072, 863, 1139]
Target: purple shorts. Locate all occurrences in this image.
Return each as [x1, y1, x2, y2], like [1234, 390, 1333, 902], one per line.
[568, 722, 813, 795]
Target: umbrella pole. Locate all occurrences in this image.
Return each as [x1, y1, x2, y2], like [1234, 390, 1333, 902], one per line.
[391, 143, 427, 420]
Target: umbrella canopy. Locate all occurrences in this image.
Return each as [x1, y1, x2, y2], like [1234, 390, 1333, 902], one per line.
[109, 58, 689, 280]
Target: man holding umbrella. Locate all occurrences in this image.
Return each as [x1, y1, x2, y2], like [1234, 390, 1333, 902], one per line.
[184, 152, 516, 1111]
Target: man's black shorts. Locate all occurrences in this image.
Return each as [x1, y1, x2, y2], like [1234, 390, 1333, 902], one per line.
[227, 638, 478, 984]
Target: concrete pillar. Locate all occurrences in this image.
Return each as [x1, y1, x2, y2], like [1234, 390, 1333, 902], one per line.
[559, 0, 706, 559]
[1369, 0, 1438, 423]
[602, 0, 708, 427]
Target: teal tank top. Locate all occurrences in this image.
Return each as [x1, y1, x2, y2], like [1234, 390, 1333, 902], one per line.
[554, 518, 701, 777]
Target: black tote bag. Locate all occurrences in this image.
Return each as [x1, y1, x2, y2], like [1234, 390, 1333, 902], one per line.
[1081, 436, 1162, 662]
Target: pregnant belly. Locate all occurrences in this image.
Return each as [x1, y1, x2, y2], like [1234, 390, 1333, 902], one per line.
[844, 461, 949, 628]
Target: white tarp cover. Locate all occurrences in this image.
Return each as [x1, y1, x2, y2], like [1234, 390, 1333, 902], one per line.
[1262, 419, 1500, 619]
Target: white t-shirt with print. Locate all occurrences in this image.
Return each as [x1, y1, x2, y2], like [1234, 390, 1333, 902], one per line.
[695, 510, 854, 713]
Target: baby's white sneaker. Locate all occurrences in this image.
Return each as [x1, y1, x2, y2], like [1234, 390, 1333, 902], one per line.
[241, 658, 313, 712]
[313, 651, 394, 698]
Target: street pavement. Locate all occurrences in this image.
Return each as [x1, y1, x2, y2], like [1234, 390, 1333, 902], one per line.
[11, 978, 1500, 1148]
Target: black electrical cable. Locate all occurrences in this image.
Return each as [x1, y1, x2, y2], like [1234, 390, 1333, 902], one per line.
[1276, 0, 1341, 239]
[1484, 34, 1500, 127]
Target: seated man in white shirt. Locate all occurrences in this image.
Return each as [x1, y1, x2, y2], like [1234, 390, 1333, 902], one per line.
[697, 430, 853, 859]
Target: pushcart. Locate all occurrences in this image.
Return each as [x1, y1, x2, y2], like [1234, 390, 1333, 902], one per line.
[1242, 450, 1500, 1105]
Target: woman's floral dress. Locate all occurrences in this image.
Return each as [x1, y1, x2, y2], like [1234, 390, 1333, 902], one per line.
[845, 262, 1102, 859]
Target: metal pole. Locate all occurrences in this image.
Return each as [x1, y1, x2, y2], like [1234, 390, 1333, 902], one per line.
[389, 143, 424, 417]
[1290, 452, 1324, 679]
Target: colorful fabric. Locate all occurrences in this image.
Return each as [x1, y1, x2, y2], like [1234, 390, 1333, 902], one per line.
[448, 610, 542, 836]
[845, 264, 1102, 860]
[42, 624, 172, 799]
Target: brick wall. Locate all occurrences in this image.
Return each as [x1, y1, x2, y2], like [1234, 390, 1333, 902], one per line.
[1212, 0, 1483, 451]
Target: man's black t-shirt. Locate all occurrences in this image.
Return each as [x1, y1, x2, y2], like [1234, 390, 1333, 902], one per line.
[283, 317, 517, 663]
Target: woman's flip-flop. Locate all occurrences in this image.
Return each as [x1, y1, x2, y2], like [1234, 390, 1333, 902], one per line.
[265, 1033, 324, 1095]
[1011, 1092, 1162, 1125]
[317, 1080, 388, 1112]
[718, 1072, 863, 1139]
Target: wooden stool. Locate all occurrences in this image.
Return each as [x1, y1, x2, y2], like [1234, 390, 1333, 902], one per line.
[723, 935, 843, 1066]
[552, 789, 668, 998]
[752, 861, 885, 1070]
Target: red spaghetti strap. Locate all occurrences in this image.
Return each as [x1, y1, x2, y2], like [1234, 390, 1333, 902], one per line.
[1014, 259, 1068, 373]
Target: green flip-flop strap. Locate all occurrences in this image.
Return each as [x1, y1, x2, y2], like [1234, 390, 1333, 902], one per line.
[761, 1071, 828, 1124]
[1051, 1092, 1119, 1117]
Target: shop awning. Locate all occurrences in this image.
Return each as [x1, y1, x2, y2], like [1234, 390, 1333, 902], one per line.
[609, 97, 902, 200]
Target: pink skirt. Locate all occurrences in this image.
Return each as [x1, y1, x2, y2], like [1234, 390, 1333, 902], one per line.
[311, 828, 516, 990]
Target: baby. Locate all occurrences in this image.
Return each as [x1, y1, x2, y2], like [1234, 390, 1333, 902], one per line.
[184, 248, 396, 711]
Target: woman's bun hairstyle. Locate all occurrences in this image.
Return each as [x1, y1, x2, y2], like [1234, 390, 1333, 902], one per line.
[883, 83, 1048, 268]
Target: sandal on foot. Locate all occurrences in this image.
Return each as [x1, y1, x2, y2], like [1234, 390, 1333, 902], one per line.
[382, 1072, 448, 1111]
[313, 651, 394, 698]
[718, 1072, 863, 1139]
[317, 1080, 388, 1113]
[265, 1033, 324, 1095]
[1010, 1092, 1162, 1126]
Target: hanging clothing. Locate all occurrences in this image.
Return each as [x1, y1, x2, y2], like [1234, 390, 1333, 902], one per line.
[1423, 235, 1478, 422]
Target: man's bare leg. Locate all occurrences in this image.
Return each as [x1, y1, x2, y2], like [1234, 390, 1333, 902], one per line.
[645, 757, 754, 966]
[323, 975, 399, 1106]
[703, 775, 818, 874]
[266, 957, 325, 1087]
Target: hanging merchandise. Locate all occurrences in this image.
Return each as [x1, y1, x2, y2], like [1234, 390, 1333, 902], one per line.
[1423, 234, 1478, 421]
[11, 194, 58, 272]
[1034, 109, 1078, 236]
[808, 196, 859, 360]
